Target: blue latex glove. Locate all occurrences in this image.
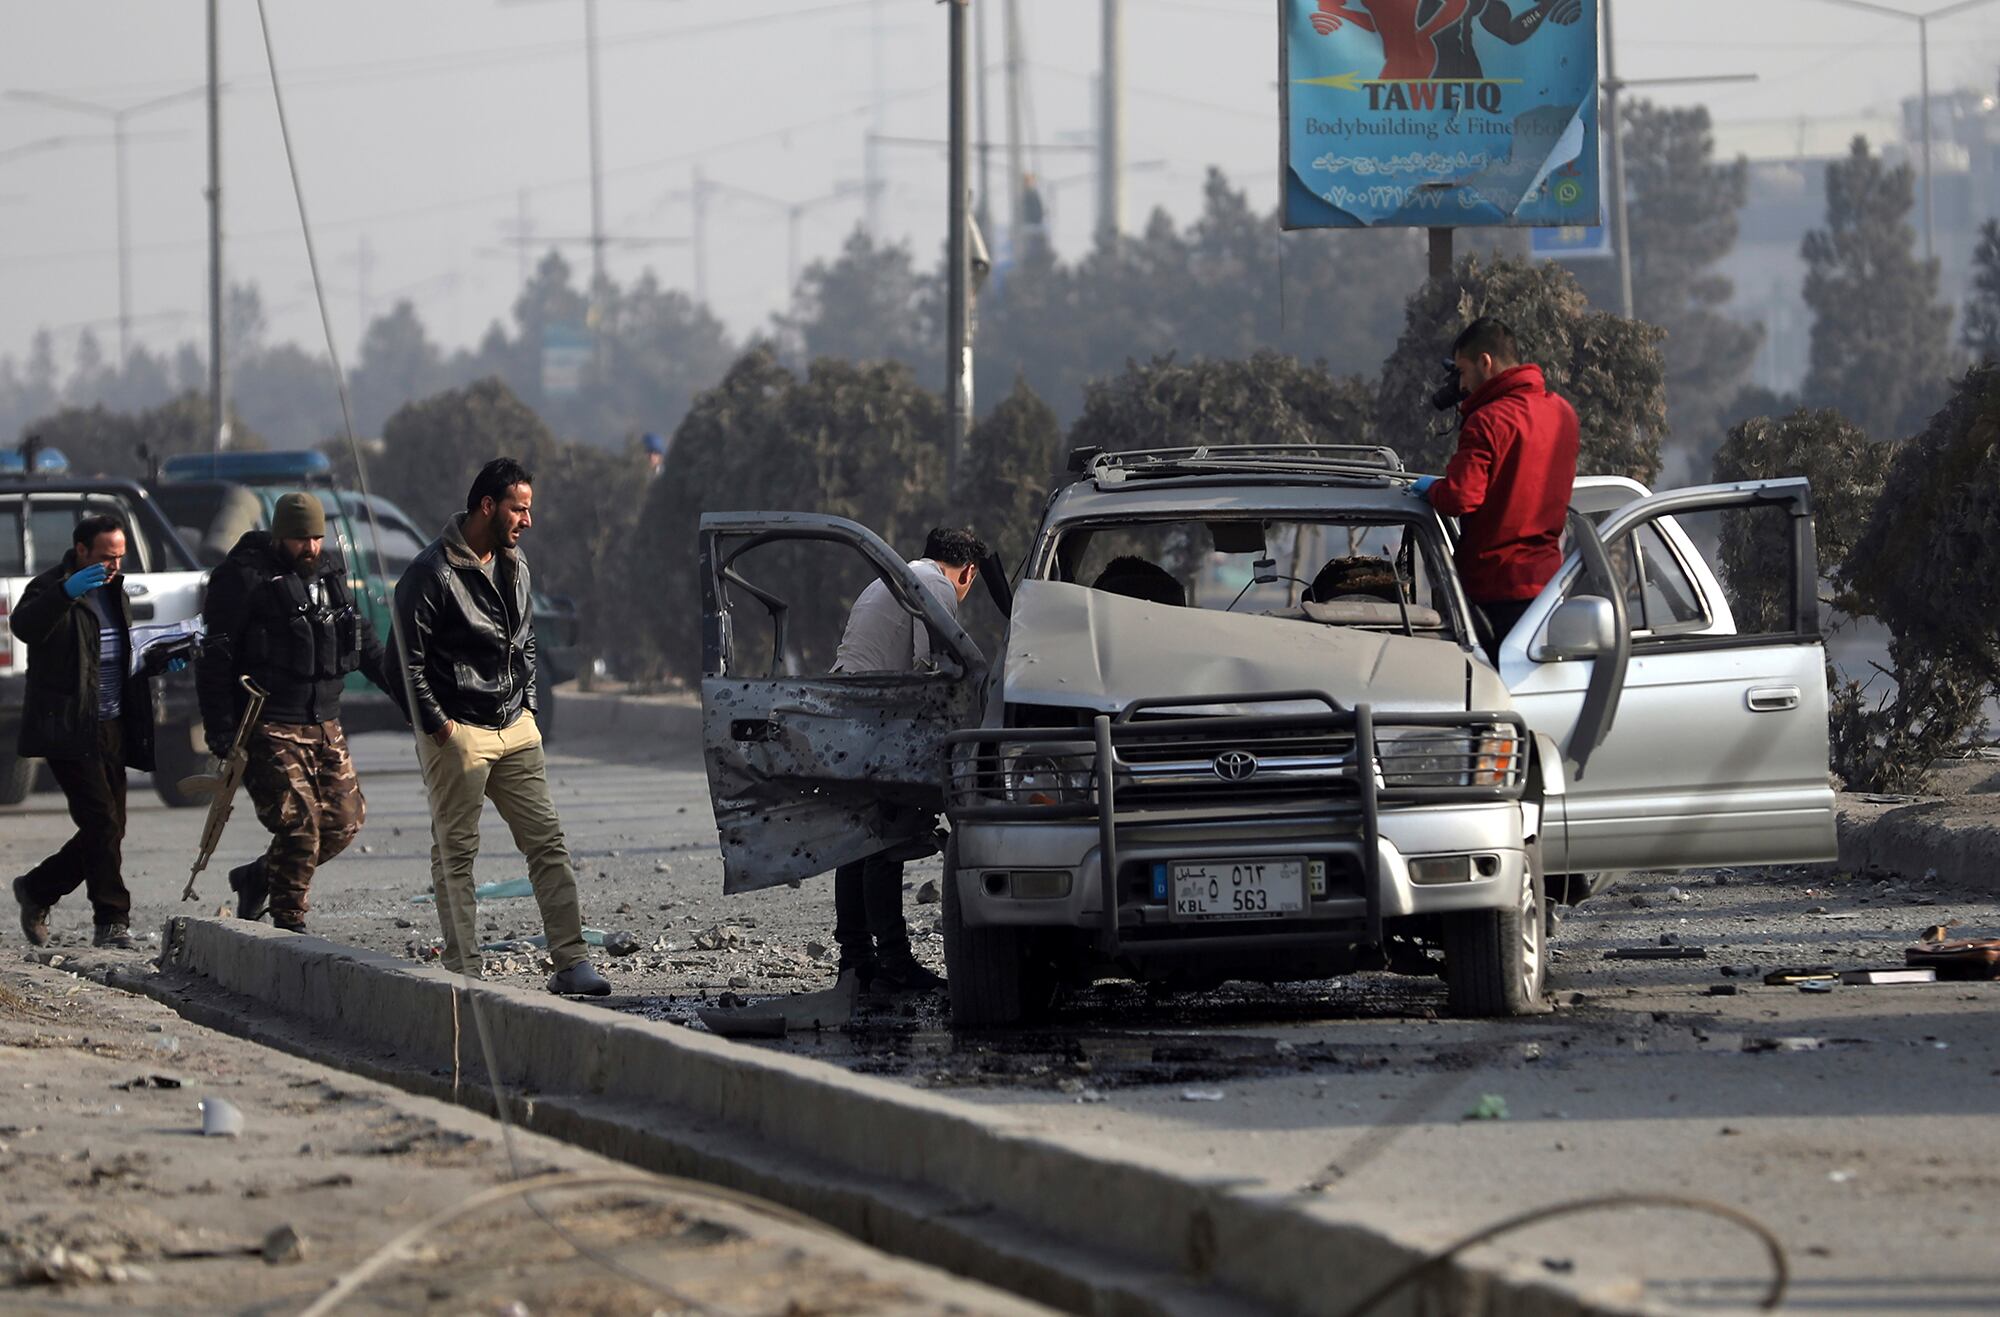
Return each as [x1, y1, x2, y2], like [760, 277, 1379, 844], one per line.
[167, 657, 188, 674]
[63, 563, 109, 599]
[1409, 474, 1440, 496]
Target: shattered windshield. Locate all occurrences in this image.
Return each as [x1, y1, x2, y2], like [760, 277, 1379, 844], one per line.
[1043, 515, 1463, 640]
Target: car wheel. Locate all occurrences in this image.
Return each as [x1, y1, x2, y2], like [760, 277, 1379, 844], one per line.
[1441, 843, 1546, 1018]
[942, 840, 1026, 1028]
[0, 739, 32, 806]
[151, 724, 211, 809]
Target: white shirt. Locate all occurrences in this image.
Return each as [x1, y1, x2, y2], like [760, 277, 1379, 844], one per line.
[832, 559, 961, 674]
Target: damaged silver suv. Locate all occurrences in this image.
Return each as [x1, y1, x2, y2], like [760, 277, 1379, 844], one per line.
[698, 446, 1837, 1025]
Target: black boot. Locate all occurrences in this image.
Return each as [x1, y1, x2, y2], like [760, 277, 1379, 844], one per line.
[870, 940, 946, 994]
[228, 860, 270, 922]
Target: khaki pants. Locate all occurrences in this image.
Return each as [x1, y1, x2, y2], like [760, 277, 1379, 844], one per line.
[415, 712, 587, 975]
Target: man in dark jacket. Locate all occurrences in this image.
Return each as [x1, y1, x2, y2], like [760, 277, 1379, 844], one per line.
[9, 514, 155, 949]
[197, 492, 398, 932]
[1415, 317, 1579, 662]
[395, 458, 607, 997]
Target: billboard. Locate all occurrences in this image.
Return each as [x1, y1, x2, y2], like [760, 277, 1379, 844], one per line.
[1280, 0, 1600, 230]
[1529, 211, 1611, 259]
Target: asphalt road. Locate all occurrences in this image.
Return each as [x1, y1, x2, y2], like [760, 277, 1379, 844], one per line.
[5, 729, 1998, 1314]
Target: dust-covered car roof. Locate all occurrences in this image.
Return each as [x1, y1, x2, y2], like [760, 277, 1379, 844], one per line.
[1046, 479, 1428, 524]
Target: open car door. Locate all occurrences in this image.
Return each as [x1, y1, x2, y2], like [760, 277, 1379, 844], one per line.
[1498, 479, 1836, 875]
[700, 513, 988, 893]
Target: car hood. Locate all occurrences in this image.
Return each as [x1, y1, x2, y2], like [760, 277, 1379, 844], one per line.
[1003, 580, 1495, 715]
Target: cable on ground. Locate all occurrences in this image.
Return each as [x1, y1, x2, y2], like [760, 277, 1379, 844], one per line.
[1331, 1191, 1790, 1317]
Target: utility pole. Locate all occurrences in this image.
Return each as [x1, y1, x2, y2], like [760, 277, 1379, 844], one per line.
[583, 0, 607, 294]
[1810, 0, 2000, 265]
[514, 189, 533, 286]
[947, 0, 972, 486]
[1599, 0, 1756, 319]
[5, 88, 200, 364]
[975, 0, 993, 228]
[867, 0, 885, 236]
[1097, 0, 1122, 247]
[691, 164, 711, 305]
[207, 0, 226, 451]
[1004, 0, 1025, 245]
[354, 236, 374, 335]
[1601, 0, 1633, 318]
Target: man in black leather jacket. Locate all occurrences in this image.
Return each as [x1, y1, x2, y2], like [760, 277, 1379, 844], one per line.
[395, 458, 607, 996]
[198, 492, 398, 932]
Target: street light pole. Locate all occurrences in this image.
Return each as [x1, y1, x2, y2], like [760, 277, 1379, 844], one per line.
[207, 0, 226, 451]
[947, 0, 972, 488]
[1811, 0, 2000, 265]
[1602, 0, 1633, 318]
[584, 0, 606, 293]
[1595, 0, 1756, 321]
[6, 86, 203, 363]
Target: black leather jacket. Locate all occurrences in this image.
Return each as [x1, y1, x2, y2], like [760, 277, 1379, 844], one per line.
[8, 551, 156, 770]
[393, 513, 538, 734]
[196, 532, 394, 752]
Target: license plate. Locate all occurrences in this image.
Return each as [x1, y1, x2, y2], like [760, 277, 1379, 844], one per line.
[1170, 859, 1306, 921]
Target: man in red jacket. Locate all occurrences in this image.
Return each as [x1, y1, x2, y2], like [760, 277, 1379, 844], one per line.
[1412, 318, 1579, 663]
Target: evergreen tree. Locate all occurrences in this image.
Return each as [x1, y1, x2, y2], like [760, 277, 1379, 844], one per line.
[1801, 137, 1956, 439]
[1374, 254, 1666, 482]
[1962, 218, 2000, 363]
[1575, 101, 1762, 480]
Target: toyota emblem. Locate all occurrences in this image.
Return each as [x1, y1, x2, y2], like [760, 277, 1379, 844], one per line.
[1211, 750, 1258, 782]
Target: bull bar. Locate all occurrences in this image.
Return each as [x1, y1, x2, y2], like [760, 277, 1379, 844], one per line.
[945, 693, 1528, 955]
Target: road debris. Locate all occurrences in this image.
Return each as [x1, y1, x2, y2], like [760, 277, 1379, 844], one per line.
[1906, 937, 2000, 980]
[1604, 946, 1707, 960]
[1180, 1088, 1225, 1102]
[198, 1097, 244, 1138]
[113, 1075, 182, 1091]
[1762, 967, 1839, 986]
[1464, 1094, 1510, 1121]
[1744, 1037, 1824, 1053]
[1840, 968, 1937, 985]
[259, 1224, 307, 1265]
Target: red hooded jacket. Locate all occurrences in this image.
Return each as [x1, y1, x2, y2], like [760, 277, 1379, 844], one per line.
[1425, 363, 1579, 603]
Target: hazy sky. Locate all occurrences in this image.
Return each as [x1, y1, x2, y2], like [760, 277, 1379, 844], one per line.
[4, 0, 1999, 376]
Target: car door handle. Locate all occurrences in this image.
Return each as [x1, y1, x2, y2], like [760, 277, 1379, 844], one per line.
[1747, 686, 1800, 712]
[731, 719, 779, 743]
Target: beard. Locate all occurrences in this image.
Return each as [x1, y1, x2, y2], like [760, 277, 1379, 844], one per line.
[289, 550, 321, 577]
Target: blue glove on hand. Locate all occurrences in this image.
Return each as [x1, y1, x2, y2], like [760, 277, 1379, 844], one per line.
[166, 657, 188, 674]
[63, 563, 109, 599]
[1409, 475, 1440, 496]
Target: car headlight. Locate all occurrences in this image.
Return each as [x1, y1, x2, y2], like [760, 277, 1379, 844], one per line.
[1375, 726, 1520, 788]
[1002, 747, 1094, 805]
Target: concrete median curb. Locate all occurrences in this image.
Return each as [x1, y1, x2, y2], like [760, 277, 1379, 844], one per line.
[547, 687, 700, 748]
[149, 917, 1663, 1317]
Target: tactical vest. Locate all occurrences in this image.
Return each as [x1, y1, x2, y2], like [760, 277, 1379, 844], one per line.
[242, 568, 364, 682]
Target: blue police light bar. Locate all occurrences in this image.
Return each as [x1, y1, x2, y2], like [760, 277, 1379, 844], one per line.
[0, 447, 71, 475]
[159, 449, 333, 483]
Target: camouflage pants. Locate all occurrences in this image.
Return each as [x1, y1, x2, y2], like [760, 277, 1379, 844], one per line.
[243, 720, 365, 923]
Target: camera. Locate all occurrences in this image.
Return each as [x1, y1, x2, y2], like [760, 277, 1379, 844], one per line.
[1430, 358, 1466, 412]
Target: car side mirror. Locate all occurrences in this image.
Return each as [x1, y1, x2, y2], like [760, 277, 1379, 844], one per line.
[1540, 595, 1618, 660]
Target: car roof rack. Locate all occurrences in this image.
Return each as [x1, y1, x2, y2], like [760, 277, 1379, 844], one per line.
[1072, 443, 1407, 484]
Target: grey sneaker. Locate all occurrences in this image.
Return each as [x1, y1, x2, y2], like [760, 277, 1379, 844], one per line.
[547, 960, 610, 997]
[92, 923, 137, 951]
[14, 878, 50, 948]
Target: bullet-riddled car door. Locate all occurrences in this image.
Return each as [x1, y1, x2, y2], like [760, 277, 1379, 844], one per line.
[699, 513, 988, 894]
[1500, 480, 1837, 874]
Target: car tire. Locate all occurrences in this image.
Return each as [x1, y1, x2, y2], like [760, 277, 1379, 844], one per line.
[151, 724, 211, 809]
[0, 739, 32, 806]
[942, 840, 1027, 1029]
[1441, 843, 1546, 1018]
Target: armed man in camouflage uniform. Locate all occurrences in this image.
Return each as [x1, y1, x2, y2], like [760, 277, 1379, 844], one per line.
[197, 493, 399, 932]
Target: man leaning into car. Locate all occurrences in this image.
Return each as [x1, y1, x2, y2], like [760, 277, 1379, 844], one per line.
[1413, 317, 1579, 662]
[394, 457, 608, 997]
